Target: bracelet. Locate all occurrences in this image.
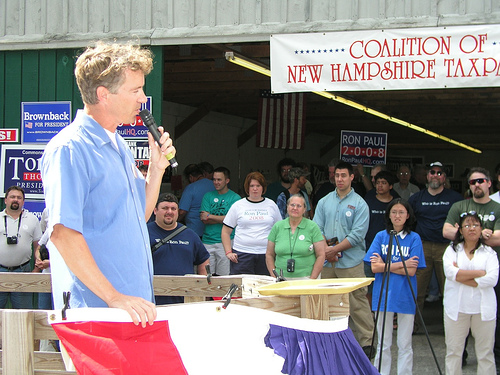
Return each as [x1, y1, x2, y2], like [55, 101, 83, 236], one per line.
[225, 252, 232, 255]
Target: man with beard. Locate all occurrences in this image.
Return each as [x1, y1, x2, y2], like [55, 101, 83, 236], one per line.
[0, 186, 42, 308]
[408, 162, 462, 327]
[148, 193, 209, 305]
[443, 166, 500, 367]
[264, 158, 296, 202]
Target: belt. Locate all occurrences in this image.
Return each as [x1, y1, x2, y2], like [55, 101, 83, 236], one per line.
[0, 260, 30, 271]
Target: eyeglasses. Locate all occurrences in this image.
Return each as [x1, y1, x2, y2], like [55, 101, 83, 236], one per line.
[398, 172, 409, 176]
[289, 203, 303, 208]
[468, 178, 488, 185]
[462, 224, 479, 229]
[390, 211, 407, 216]
[281, 168, 291, 173]
[429, 170, 443, 176]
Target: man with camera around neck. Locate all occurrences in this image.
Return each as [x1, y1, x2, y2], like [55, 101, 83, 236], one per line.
[0, 186, 42, 308]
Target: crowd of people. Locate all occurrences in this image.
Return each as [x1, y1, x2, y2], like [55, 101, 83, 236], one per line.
[151, 157, 500, 374]
[1, 40, 500, 375]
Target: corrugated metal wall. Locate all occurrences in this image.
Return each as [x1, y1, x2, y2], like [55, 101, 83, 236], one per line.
[1, 0, 499, 50]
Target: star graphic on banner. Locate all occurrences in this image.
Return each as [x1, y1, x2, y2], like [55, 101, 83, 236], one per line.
[324, 49, 327, 53]
[295, 50, 299, 54]
[306, 50, 310, 53]
[336, 49, 339, 52]
[329, 49, 333, 52]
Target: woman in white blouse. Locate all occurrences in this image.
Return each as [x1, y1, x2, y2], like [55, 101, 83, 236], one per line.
[443, 212, 499, 375]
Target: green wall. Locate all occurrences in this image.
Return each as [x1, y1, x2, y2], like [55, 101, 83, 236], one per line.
[0, 45, 163, 131]
[0, 45, 164, 209]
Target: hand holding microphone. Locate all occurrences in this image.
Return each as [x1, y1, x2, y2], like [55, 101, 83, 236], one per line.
[139, 109, 178, 168]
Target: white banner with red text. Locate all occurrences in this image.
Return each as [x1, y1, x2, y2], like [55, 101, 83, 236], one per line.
[270, 24, 500, 93]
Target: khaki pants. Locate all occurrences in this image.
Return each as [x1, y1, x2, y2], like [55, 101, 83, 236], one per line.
[416, 241, 448, 315]
[444, 313, 496, 375]
[321, 262, 374, 347]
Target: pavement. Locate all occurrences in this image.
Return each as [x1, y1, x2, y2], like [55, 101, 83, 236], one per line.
[368, 298, 481, 374]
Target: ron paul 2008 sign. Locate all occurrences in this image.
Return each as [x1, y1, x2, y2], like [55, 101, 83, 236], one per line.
[340, 130, 387, 166]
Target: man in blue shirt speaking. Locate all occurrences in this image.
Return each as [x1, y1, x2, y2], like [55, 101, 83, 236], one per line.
[41, 41, 176, 327]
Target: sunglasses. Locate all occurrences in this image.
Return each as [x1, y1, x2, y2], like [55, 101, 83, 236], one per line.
[429, 170, 443, 176]
[468, 178, 488, 185]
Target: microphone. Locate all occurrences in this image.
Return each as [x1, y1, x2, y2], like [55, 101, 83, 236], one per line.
[139, 109, 178, 168]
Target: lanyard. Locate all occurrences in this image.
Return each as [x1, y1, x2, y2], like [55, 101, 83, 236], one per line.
[288, 226, 300, 258]
[4, 211, 22, 238]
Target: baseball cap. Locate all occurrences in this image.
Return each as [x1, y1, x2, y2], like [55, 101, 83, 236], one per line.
[429, 161, 443, 169]
[288, 167, 310, 181]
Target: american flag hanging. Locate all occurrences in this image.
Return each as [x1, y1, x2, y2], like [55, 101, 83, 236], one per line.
[257, 90, 306, 149]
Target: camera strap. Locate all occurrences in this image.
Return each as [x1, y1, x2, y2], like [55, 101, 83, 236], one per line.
[4, 211, 22, 238]
[288, 226, 300, 259]
[151, 224, 187, 254]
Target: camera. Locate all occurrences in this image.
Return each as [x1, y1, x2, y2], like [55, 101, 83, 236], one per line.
[326, 237, 339, 246]
[6, 236, 18, 245]
[287, 258, 295, 273]
[39, 244, 50, 261]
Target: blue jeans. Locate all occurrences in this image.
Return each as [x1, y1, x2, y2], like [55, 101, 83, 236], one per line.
[38, 292, 53, 310]
[0, 262, 33, 309]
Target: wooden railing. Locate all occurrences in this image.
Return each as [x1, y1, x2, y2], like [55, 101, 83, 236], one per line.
[0, 273, 350, 374]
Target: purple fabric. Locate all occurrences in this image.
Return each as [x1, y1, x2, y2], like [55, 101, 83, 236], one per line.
[264, 324, 379, 375]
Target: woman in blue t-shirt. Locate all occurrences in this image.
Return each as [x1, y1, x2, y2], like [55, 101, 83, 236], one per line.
[364, 198, 425, 375]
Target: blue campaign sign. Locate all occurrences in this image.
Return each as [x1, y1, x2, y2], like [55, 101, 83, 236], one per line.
[340, 130, 387, 166]
[0, 145, 45, 199]
[22, 101, 72, 144]
[116, 97, 152, 139]
[24, 200, 46, 221]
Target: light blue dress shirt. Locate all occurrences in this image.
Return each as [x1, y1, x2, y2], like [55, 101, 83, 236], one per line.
[313, 188, 369, 269]
[41, 110, 154, 309]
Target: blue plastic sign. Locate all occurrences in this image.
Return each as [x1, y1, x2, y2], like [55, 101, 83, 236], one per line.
[23, 200, 46, 221]
[117, 97, 152, 139]
[0, 145, 45, 199]
[22, 101, 71, 144]
[340, 130, 387, 166]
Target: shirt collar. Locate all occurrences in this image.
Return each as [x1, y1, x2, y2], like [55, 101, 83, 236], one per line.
[285, 217, 307, 229]
[76, 110, 114, 149]
[397, 230, 408, 239]
[0, 209, 25, 219]
[334, 187, 353, 200]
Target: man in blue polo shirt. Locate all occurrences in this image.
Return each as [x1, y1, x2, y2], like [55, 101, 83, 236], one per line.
[41, 41, 176, 327]
[313, 161, 373, 357]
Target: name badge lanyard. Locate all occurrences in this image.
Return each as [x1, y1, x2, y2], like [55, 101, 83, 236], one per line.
[4, 211, 22, 239]
[288, 227, 300, 259]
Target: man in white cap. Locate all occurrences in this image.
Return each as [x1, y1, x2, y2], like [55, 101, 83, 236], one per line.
[408, 162, 462, 328]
